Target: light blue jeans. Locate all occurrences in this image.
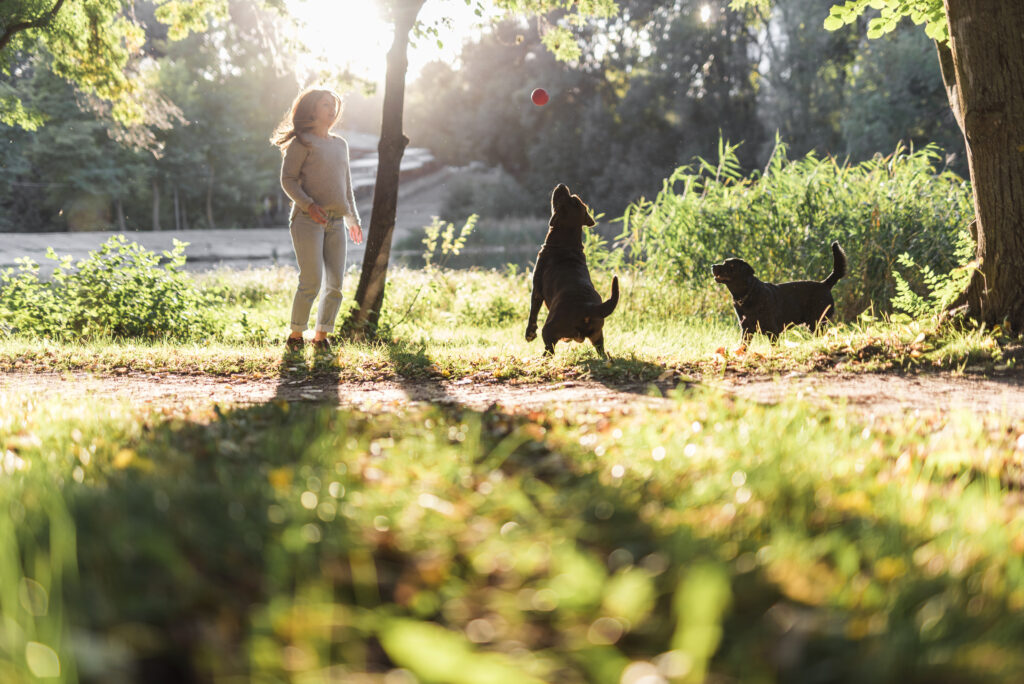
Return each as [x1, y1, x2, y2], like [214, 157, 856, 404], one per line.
[289, 211, 347, 334]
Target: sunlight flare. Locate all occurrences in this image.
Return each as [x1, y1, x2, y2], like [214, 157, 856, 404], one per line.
[287, 0, 392, 81]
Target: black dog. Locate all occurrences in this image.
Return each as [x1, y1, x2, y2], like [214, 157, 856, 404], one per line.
[526, 184, 619, 356]
[712, 241, 847, 342]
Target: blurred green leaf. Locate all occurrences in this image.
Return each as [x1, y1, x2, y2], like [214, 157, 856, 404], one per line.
[672, 564, 732, 683]
[380, 618, 545, 684]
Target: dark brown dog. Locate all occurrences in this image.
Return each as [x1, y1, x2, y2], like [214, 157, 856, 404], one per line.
[526, 184, 619, 356]
[712, 241, 847, 342]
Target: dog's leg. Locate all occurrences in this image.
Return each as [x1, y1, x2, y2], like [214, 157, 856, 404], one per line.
[541, 325, 557, 356]
[526, 294, 543, 342]
[739, 318, 754, 345]
[812, 299, 835, 333]
[590, 332, 607, 358]
[525, 269, 544, 342]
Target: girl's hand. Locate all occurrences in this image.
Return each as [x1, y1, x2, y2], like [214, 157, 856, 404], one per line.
[348, 222, 364, 244]
[308, 204, 328, 225]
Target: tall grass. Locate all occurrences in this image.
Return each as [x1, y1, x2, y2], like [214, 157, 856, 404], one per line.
[604, 139, 973, 320]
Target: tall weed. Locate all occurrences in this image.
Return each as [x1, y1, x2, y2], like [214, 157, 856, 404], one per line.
[613, 138, 973, 319]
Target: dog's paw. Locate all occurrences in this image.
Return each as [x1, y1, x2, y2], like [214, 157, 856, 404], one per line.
[525, 327, 537, 342]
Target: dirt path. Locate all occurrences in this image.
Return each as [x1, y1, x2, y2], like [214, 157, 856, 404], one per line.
[4, 370, 1024, 417]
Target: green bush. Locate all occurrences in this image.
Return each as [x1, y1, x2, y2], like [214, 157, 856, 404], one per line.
[610, 139, 974, 319]
[0, 236, 219, 341]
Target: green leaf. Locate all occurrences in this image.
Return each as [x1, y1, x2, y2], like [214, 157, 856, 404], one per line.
[671, 564, 732, 682]
[823, 14, 845, 31]
[603, 568, 656, 623]
[380, 619, 545, 684]
[25, 642, 61, 678]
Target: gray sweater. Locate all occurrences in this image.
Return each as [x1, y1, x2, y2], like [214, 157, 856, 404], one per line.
[280, 133, 361, 225]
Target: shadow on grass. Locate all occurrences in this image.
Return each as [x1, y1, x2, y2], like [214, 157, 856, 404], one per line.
[382, 337, 457, 405]
[577, 351, 692, 398]
[272, 340, 343, 406]
[13, 397, 1023, 682]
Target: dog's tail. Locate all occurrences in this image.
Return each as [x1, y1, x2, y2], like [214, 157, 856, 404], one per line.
[823, 241, 847, 289]
[590, 276, 619, 319]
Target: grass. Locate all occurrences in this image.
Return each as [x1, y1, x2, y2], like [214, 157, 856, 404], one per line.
[3, 264, 1024, 681]
[3, 385, 1024, 681]
[2, 140, 1011, 681]
[0, 265, 1020, 382]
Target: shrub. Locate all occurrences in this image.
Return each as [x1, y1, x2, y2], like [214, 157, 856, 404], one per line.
[612, 138, 974, 319]
[0, 236, 219, 341]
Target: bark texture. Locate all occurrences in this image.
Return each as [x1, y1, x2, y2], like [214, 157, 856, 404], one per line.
[347, 0, 425, 336]
[942, 0, 1024, 329]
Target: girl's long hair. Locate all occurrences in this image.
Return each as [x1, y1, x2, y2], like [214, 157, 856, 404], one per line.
[271, 87, 343, 149]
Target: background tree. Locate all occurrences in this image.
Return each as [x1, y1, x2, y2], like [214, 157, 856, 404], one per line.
[347, 0, 617, 336]
[1, 0, 307, 231]
[839, 24, 963, 168]
[404, 0, 960, 224]
[1, 0, 228, 128]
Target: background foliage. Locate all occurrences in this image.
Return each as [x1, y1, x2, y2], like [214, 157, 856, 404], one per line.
[601, 140, 973, 320]
[0, 235, 218, 340]
[1, 0, 965, 231]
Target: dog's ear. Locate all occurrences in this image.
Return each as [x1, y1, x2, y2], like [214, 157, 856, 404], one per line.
[549, 184, 571, 227]
[551, 184, 571, 212]
[579, 199, 596, 227]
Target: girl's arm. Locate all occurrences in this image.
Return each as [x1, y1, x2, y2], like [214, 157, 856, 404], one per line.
[341, 139, 360, 228]
[280, 139, 315, 212]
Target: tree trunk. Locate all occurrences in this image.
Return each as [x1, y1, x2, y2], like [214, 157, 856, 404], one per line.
[152, 178, 162, 231]
[173, 184, 182, 231]
[206, 165, 216, 229]
[346, 0, 425, 336]
[941, 0, 1024, 330]
[115, 197, 127, 232]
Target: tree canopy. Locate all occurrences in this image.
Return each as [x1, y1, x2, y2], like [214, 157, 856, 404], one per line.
[1, 0, 233, 129]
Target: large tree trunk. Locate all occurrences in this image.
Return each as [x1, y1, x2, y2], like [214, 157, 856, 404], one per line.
[346, 0, 425, 336]
[941, 0, 1024, 329]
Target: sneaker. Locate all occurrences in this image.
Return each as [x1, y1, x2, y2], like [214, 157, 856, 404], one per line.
[312, 337, 333, 352]
[285, 336, 305, 352]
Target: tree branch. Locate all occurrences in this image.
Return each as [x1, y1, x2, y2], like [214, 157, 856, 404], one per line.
[0, 0, 68, 53]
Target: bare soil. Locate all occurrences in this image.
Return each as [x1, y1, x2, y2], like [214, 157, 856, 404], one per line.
[4, 370, 1024, 417]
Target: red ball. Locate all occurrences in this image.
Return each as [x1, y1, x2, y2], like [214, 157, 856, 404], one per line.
[531, 88, 549, 106]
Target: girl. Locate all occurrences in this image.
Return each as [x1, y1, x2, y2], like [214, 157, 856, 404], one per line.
[271, 87, 363, 352]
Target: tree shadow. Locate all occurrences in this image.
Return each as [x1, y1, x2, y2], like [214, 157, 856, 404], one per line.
[381, 337, 458, 406]
[575, 349, 698, 399]
[36, 397, 1022, 682]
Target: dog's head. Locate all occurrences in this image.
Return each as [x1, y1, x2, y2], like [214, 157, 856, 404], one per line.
[711, 258, 755, 285]
[549, 184, 595, 230]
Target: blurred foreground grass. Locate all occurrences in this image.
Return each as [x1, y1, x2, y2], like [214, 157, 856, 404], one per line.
[3, 388, 1024, 682]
